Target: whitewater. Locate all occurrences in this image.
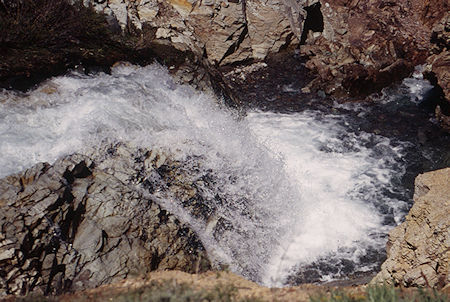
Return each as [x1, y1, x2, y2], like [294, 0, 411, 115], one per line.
[0, 63, 413, 286]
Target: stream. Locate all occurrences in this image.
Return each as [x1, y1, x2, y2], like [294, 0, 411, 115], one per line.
[0, 63, 448, 286]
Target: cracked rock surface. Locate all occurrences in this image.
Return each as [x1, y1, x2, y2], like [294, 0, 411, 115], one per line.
[0, 144, 211, 296]
[84, 0, 313, 65]
[371, 168, 450, 288]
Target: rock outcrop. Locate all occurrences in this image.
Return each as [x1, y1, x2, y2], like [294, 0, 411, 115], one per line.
[427, 12, 450, 99]
[84, 0, 310, 66]
[425, 12, 450, 131]
[86, 0, 450, 101]
[300, 0, 446, 97]
[3, 0, 449, 109]
[0, 143, 211, 296]
[372, 168, 450, 288]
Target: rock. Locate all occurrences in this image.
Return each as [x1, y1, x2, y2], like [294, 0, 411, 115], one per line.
[427, 13, 450, 100]
[371, 168, 450, 288]
[429, 51, 450, 102]
[82, 0, 312, 66]
[300, 0, 437, 97]
[83, 0, 450, 106]
[3, 0, 450, 105]
[0, 144, 211, 296]
[423, 12, 450, 131]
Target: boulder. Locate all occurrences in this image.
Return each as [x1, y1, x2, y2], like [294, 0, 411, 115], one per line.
[0, 144, 210, 296]
[371, 168, 450, 288]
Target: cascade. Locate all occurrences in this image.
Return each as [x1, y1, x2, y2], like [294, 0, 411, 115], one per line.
[0, 63, 444, 286]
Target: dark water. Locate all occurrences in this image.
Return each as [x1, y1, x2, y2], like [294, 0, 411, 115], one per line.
[223, 58, 450, 284]
[1, 62, 448, 286]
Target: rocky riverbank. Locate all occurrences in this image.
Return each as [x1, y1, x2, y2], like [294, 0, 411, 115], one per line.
[1, 0, 449, 298]
[1, 141, 449, 297]
[1, 0, 449, 127]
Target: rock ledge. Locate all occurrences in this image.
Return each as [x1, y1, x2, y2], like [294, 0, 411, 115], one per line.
[372, 168, 450, 288]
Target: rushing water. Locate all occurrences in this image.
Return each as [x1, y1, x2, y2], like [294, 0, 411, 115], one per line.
[0, 64, 445, 286]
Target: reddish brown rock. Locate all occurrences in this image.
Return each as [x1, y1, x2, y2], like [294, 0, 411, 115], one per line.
[3, 0, 449, 107]
[301, 0, 439, 97]
[427, 13, 450, 99]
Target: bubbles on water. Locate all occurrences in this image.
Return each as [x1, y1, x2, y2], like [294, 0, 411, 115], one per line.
[0, 64, 409, 286]
[402, 65, 434, 104]
[246, 111, 408, 285]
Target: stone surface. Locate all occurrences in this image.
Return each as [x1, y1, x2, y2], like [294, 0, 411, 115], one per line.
[4, 0, 450, 114]
[0, 144, 211, 296]
[427, 13, 450, 101]
[371, 168, 450, 288]
[83, 0, 312, 66]
[109, 0, 449, 110]
[300, 0, 436, 96]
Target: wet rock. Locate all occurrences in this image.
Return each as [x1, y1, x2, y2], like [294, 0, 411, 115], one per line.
[0, 145, 211, 296]
[371, 168, 450, 288]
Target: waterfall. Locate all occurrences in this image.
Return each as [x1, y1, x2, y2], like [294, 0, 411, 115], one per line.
[0, 63, 414, 285]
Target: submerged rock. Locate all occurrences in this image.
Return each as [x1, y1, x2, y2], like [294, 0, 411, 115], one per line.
[0, 145, 211, 296]
[371, 168, 450, 288]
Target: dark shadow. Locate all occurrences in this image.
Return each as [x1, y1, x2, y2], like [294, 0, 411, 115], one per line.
[300, 2, 324, 45]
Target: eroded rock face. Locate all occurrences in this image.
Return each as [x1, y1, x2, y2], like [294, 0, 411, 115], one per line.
[301, 0, 438, 96]
[83, 0, 313, 66]
[371, 168, 450, 288]
[82, 0, 450, 130]
[90, 0, 449, 101]
[0, 144, 210, 296]
[5, 0, 448, 106]
[427, 13, 450, 100]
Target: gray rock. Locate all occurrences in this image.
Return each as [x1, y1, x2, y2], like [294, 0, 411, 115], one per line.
[0, 144, 211, 296]
[82, 0, 314, 65]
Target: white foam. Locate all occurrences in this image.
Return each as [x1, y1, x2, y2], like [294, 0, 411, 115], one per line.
[0, 64, 407, 286]
[246, 111, 405, 285]
[402, 66, 433, 103]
